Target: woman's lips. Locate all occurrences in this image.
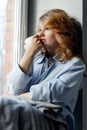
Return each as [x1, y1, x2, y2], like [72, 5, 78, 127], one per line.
[40, 39, 46, 43]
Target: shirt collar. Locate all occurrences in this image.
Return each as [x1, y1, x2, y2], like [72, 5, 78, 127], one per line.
[37, 53, 61, 64]
[36, 54, 45, 64]
[51, 55, 60, 62]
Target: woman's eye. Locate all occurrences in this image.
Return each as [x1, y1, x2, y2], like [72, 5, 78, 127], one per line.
[45, 27, 49, 30]
[38, 27, 50, 32]
[38, 28, 42, 32]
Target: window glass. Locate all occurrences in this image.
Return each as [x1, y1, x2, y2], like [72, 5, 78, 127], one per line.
[0, 0, 8, 94]
[0, 0, 15, 95]
[0, 0, 28, 95]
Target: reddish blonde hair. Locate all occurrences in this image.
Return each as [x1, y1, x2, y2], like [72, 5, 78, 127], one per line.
[39, 9, 83, 62]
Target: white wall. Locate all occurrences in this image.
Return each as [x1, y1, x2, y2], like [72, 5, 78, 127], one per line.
[35, 0, 82, 24]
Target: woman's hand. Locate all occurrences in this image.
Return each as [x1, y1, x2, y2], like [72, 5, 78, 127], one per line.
[24, 34, 43, 56]
[19, 34, 44, 74]
[18, 92, 32, 99]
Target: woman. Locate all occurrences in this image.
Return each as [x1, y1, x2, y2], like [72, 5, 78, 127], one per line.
[5, 9, 85, 130]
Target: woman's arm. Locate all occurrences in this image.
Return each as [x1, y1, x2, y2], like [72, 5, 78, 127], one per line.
[19, 35, 43, 74]
[6, 35, 43, 95]
[30, 58, 85, 104]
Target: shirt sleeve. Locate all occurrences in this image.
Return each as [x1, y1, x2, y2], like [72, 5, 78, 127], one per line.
[7, 64, 32, 95]
[30, 58, 85, 105]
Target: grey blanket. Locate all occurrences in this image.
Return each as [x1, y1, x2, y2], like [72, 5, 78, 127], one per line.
[0, 96, 67, 130]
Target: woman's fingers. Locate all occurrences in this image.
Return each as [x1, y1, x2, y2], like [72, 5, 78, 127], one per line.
[24, 34, 46, 52]
[34, 34, 40, 39]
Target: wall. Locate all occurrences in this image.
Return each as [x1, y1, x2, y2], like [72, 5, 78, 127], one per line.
[35, 0, 82, 24]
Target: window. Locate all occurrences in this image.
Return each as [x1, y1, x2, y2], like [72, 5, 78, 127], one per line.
[0, 0, 8, 94]
[0, 0, 28, 95]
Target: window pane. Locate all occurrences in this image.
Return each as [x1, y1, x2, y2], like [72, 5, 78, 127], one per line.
[0, 0, 28, 95]
[0, 0, 8, 94]
[0, 0, 15, 95]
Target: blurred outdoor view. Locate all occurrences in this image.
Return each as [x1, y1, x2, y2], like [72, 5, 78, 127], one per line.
[0, 0, 15, 95]
[0, 0, 7, 94]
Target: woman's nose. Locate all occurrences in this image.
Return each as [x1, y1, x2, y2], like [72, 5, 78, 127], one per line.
[39, 30, 45, 37]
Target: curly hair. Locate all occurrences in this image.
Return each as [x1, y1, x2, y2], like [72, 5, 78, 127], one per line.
[39, 9, 84, 62]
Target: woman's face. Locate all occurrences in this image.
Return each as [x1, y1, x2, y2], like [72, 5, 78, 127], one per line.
[38, 21, 59, 55]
